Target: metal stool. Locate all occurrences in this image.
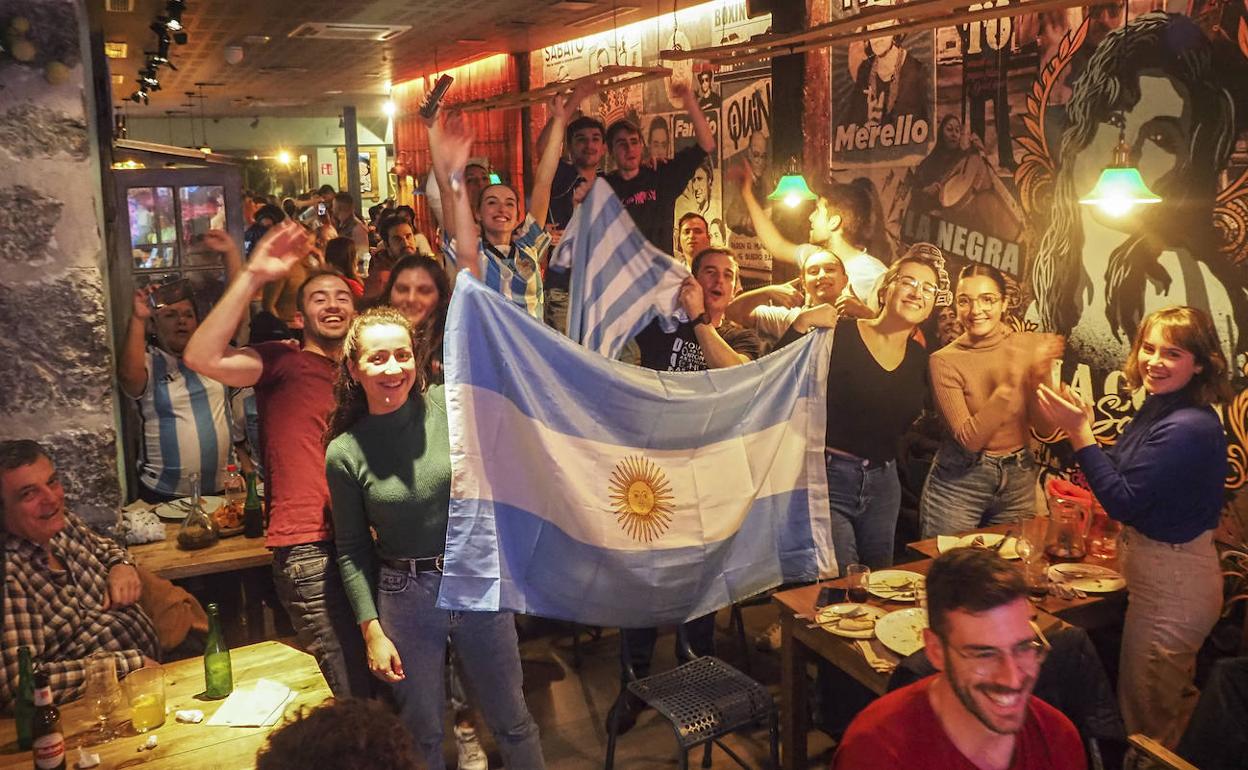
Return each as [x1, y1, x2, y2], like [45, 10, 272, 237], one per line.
[605, 629, 779, 769]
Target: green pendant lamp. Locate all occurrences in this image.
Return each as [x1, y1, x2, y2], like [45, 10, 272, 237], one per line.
[768, 158, 818, 209]
[1078, 1, 1161, 218]
[1078, 129, 1161, 217]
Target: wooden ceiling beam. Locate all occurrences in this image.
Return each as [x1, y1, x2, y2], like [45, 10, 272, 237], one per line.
[455, 65, 672, 113]
[658, 0, 1087, 65]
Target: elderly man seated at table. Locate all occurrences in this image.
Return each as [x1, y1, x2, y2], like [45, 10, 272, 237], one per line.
[833, 549, 1087, 770]
[0, 440, 160, 710]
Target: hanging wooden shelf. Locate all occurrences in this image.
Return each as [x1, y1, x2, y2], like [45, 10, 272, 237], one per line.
[659, 0, 1091, 65]
[456, 65, 673, 113]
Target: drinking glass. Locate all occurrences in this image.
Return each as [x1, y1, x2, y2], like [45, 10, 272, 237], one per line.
[846, 564, 871, 604]
[125, 666, 167, 733]
[84, 652, 122, 743]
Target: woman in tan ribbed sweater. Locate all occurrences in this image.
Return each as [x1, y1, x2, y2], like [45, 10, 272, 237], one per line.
[919, 264, 1063, 537]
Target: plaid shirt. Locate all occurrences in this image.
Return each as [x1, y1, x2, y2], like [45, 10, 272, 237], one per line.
[1, 513, 159, 711]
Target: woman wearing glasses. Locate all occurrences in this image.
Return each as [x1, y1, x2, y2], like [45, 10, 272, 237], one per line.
[1036, 306, 1230, 746]
[920, 264, 1063, 537]
[778, 244, 942, 572]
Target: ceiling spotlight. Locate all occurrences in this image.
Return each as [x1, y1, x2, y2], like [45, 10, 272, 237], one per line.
[277, 150, 292, 165]
[173, 30, 188, 45]
[382, 99, 397, 117]
[130, 90, 150, 104]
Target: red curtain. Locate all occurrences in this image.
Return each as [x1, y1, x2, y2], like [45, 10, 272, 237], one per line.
[392, 55, 524, 241]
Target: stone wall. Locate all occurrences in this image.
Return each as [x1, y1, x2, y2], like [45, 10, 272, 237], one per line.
[0, 0, 121, 524]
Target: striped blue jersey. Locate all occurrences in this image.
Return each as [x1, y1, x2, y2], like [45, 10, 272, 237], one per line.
[443, 213, 551, 320]
[133, 346, 233, 495]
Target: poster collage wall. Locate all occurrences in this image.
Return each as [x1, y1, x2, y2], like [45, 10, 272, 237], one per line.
[536, 0, 777, 277]
[827, 0, 1248, 496]
[535, 0, 1248, 501]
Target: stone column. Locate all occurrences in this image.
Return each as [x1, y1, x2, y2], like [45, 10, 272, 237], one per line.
[0, 0, 121, 524]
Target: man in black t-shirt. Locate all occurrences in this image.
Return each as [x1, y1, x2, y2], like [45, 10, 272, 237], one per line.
[605, 81, 716, 253]
[610, 247, 760, 734]
[633, 247, 762, 371]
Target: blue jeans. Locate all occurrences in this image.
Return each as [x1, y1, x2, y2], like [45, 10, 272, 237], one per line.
[919, 441, 1037, 538]
[376, 566, 545, 769]
[271, 542, 372, 698]
[825, 452, 901, 574]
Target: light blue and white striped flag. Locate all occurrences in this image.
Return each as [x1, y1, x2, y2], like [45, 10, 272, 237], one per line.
[549, 178, 689, 359]
[437, 274, 836, 627]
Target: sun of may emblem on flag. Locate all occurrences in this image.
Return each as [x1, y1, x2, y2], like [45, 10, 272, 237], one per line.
[608, 455, 675, 542]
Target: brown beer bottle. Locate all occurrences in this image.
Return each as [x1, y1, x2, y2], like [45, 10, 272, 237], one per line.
[31, 671, 66, 770]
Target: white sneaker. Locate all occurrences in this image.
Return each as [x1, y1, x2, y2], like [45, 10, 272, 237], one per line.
[455, 725, 488, 770]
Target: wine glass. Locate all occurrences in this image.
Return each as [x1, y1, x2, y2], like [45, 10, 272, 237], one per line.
[84, 652, 121, 744]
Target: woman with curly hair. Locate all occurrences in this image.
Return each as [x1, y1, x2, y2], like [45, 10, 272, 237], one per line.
[324, 307, 545, 768]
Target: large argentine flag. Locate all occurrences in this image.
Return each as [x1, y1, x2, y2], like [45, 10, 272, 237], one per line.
[549, 178, 689, 359]
[437, 275, 836, 627]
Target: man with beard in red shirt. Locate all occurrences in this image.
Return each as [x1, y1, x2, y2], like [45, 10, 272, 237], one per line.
[834, 549, 1086, 770]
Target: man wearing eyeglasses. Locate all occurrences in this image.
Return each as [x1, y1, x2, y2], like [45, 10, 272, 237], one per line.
[834, 549, 1086, 769]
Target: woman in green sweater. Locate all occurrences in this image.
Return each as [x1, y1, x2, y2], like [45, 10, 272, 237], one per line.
[324, 307, 545, 769]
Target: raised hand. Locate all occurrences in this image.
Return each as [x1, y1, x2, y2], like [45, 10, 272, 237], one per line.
[727, 157, 755, 191]
[793, 303, 839, 332]
[1035, 382, 1095, 446]
[834, 294, 874, 319]
[132, 285, 155, 321]
[678, 276, 706, 319]
[246, 220, 311, 282]
[433, 110, 475, 176]
[200, 229, 238, 256]
[771, 282, 804, 309]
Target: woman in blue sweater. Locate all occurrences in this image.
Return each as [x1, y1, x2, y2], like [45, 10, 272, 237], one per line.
[1036, 306, 1231, 746]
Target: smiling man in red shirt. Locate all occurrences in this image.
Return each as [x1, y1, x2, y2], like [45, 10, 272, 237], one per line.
[834, 549, 1087, 770]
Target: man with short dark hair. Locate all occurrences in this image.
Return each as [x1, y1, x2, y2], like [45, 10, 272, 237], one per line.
[545, 80, 605, 231]
[184, 222, 370, 698]
[605, 81, 716, 253]
[332, 191, 370, 268]
[633, 247, 761, 371]
[380, 215, 434, 263]
[833, 549, 1086, 769]
[677, 213, 711, 267]
[0, 440, 160, 710]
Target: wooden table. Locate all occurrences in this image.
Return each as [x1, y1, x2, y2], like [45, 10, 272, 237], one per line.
[131, 522, 272, 581]
[905, 523, 1128, 629]
[773, 561, 1068, 770]
[0, 642, 329, 770]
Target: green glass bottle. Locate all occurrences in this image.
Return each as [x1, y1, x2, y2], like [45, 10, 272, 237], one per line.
[203, 603, 233, 699]
[15, 646, 34, 750]
[243, 471, 263, 539]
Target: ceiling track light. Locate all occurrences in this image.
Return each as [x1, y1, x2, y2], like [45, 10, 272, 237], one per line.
[165, 0, 186, 32]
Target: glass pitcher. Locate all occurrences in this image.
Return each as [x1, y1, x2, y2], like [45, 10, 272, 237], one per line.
[177, 472, 219, 550]
[1044, 495, 1090, 562]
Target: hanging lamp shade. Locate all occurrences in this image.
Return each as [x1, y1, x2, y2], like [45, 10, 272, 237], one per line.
[1078, 134, 1162, 217]
[768, 173, 818, 209]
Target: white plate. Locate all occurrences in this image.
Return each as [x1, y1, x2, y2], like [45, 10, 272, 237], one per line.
[1047, 563, 1125, 593]
[953, 533, 1020, 560]
[813, 604, 888, 639]
[867, 570, 925, 602]
[154, 496, 224, 521]
[875, 607, 929, 657]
